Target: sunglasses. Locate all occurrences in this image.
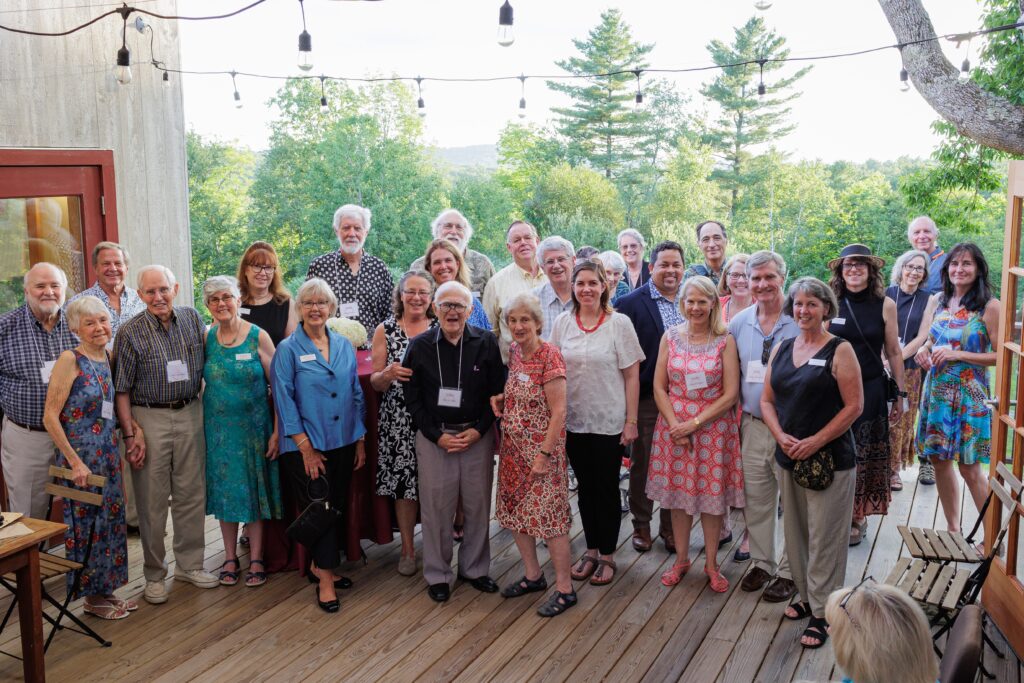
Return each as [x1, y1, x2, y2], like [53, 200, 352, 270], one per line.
[839, 575, 874, 630]
[761, 336, 775, 365]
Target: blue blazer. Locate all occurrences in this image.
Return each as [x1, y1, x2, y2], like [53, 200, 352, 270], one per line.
[271, 324, 367, 454]
[614, 282, 665, 400]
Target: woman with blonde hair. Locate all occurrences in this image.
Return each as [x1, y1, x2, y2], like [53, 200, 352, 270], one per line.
[825, 580, 939, 683]
[717, 253, 751, 324]
[423, 239, 491, 331]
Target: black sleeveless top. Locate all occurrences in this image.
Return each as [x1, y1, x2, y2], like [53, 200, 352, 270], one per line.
[885, 285, 929, 370]
[241, 298, 290, 348]
[831, 289, 885, 381]
[769, 336, 857, 471]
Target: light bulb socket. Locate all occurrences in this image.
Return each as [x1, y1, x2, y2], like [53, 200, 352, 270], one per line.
[234, 90, 242, 102]
[635, 92, 643, 105]
[299, 30, 312, 53]
[499, 1, 513, 27]
[899, 67, 908, 82]
[116, 47, 131, 68]
[320, 96, 328, 108]
[960, 58, 970, 73]
[757, 82, 766, 96]
[417, 97, 425, 110]
[162, 72, 170, 83]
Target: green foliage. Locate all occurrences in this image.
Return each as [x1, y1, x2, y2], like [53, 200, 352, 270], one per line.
[446, 170, 519, 265]
[526, 163, 625, 232]
[495, 123, 566, 209]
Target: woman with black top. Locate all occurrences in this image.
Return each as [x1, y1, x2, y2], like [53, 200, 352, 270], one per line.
[237, 241, 298, 347]
[827, 244, 905, 547]
[761, 277, 863, 650]
[885, 250, 939, 490]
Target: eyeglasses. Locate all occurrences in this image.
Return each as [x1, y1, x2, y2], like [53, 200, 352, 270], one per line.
[437, 302, 468, 313]
[839, 576, 874, 630]
[248, 265, 276, 274]
[402, 289, 432, 298]
[842, 260, 868, 271]
[903, 265, 925, 273]
[761, 336, 775, 365]
[543, 256, 572, 268]
[207, 295, 236, 306]
[300, 300, 330, 309]
[727, 272, 748, 281]
[439, 222, 466, 231]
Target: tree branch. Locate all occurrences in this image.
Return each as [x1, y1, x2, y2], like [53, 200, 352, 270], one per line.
[878, 0, 1024, 155]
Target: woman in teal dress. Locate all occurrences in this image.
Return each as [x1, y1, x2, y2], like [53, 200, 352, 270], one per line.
[203, 276, 282, 587]
[915, 243, 1000, 535]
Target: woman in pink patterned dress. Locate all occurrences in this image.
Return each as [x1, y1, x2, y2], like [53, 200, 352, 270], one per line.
[491, 293, 574, 617]
[648, 276, 743, 592]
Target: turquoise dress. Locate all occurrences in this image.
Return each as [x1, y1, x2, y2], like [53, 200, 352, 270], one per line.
[204, 325, 283, 522]
[58, 351, 128, 597]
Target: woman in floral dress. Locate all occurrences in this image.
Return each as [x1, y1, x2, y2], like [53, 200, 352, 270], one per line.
[647, 276, 743, 593]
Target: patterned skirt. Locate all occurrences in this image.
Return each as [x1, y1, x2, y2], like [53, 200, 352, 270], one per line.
[854, 375, 892, 518]
[889, 367, 923, 471]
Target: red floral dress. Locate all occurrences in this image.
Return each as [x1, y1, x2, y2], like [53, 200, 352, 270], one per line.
[496, 341, 571, 539]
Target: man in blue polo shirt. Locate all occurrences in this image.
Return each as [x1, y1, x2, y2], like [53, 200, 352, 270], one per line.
[908, 216, 946, 295]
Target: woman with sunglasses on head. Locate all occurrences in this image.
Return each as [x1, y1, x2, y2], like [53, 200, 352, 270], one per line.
[915, 242, 999, 536]
[827, 244, 906, 547]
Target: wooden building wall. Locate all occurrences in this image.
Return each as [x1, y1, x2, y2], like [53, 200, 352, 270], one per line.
[0, 0, 193, 302]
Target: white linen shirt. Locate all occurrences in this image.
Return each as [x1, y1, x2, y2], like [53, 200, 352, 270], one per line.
[549, 311, 645, 435]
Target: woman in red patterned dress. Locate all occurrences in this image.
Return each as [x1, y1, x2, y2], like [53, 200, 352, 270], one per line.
[491, 293, 574, 617]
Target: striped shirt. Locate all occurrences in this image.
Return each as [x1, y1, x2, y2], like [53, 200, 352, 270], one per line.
[0, 305, 78, 427]
[533, 282, 573, 342]
[70, 282, 146, 336]
[113, 307, 206, 403]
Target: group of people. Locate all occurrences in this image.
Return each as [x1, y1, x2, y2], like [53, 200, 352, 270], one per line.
[0, 205, 998, 653]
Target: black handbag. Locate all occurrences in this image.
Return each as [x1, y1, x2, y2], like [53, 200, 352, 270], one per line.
[286, 478, 341, 548]
[792, 448, 835, 491]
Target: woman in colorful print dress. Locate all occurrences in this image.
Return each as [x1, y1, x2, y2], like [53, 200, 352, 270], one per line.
[915, 242, 999, 535]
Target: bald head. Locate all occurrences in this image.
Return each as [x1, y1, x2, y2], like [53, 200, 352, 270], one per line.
[24, 263, 67, 320]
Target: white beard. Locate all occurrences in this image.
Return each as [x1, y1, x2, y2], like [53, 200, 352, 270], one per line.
[340, 241, 364, 256]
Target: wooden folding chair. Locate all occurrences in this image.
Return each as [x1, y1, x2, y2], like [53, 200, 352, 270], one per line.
[0, 465, 111, 652]
[897, 462, 1023, 565]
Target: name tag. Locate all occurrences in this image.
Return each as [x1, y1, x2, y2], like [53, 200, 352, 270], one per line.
[745, 360, 766, 383]
[831, 317, 846, 326]
[808, 358, 827, 367]
[105, 340, 114, 352]
[102, 401, 114, 420]
[517, 372, 530, 383]
[299, 354, 317, 363]
[339, 301, 360, 318]
[684, 371, 708, 391]
[239, 307, 251, 315]
[438, 387, 462, 407]
[472, 291, 481, 300]
[166, 360, 189, 383]
[40, 360, 56, 384]
[235, 353, 252, 361]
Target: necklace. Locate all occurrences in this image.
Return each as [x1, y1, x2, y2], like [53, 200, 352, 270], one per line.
[217, 321, 244, 347]
[575, 309, 606, 333]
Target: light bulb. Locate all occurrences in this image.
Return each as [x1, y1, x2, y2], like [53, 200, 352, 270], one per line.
[899, 67, 910, 92]
[498, 1, 514, 47]
[298, 31, 314, 71]
[162, 71, 171, 87]
[234, 90, 243, 109]
[320, 96, 329, 115]
[754, 0, 772, 10]
[114, 47, 132, 85]
[417, 97, 426, 117]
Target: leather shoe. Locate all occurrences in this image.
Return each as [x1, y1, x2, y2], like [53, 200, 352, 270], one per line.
[460, 575, 499, 593]
[427, 582, 450, 602]
[762, 576, 797, 603]
[315, 586, 340, 613]
[632, 527, 653, 552]
[718, 532, 733, 549]
[306, 572, 353, 590]
[740, 566, 772, 592]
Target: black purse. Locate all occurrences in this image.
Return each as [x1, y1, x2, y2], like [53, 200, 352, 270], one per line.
[286, 478, 341, 548]
[792, 448, 835, 491]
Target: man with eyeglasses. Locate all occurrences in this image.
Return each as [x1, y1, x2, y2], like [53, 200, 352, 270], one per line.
[532, 236, 576, 341]
[114, 265, 218, 604]
[727, 250, 800, 603]
[907, 215, 946, 295]
[403, 281, 505, 602]
[483, 220, 547, 363]
[684, 220, 729, 286]
[411, 209, 496, 295]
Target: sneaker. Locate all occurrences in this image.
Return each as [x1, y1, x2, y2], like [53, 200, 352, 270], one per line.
[174, 567, 219, 589]
[144, 580, 168, 604]
[919, 461, 935, 485]
[567, 466, 579, 492]
[619, 488, 629, 513]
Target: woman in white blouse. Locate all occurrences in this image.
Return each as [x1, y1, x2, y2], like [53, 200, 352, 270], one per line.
[550, 260, 644, 586]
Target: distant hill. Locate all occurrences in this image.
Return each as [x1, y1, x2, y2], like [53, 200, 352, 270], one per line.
[433, 144, 498, 170]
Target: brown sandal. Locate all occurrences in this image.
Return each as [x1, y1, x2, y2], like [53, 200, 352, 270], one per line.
[590, 558, 617, 586]
[571, 555, 598, 581]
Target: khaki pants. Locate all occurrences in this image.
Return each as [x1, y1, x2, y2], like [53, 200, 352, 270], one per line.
[629, 397, 672, 536]
[1, 417, 55, 519]
[741, 414, 791, 579]
[133, 402, 207, 582]
[118, 437, 138, 527]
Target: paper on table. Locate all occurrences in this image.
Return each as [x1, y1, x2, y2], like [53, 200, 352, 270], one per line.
[0, 522, 33, 541]
[0, 512, 23, 530]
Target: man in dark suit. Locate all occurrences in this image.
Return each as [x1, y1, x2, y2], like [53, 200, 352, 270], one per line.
[615, 241, 686, 552]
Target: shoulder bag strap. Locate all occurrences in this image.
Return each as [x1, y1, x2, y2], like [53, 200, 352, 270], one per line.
[842, 298, 888, 377]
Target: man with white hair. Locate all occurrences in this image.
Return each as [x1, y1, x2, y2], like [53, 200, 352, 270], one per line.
[114, 265, 218, 604]
[307, 204, 394, 337]
[483, 220, 547, 363]
[0, 262, 78, 518]
[532, 236, 576, 341]
[907, 215, 946, 295]
[411, 209, 496, 295]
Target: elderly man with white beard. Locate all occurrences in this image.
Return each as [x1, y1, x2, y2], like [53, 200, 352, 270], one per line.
[411, 209, 496, 295]
[0, 262, 79, 518]
[306, 204, 394, 338]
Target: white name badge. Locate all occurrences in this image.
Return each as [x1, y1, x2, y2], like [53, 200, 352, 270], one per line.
[808, 358, 827, 367]
[105, 340, 114, 352]
[831, 317, 846, 326]
[472, 291, 481, 300]
[438, 387, 463, 407]
[235, 353, 252, 361]
[40, 360, 56, 385]
[166, 360, 189, 383]
[517, 372, 531, 383]
[684, 371, 708, 391]
[339, 302, 360, 318]
[239, 307, 251, 315]
[745, 360, 767, 383]
[102, 401, 114, 420]
[299, 354, 317, 363]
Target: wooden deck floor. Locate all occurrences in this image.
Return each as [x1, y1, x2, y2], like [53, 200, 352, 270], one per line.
[1, 464, 1021, 682]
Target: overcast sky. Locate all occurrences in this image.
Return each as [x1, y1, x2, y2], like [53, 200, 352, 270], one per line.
[177, 0, 984, 162]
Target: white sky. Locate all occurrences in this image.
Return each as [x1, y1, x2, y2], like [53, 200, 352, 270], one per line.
[177, 0, 985, 161]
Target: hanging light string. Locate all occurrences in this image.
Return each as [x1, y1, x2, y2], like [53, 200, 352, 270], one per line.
[518, 74, 527, 118]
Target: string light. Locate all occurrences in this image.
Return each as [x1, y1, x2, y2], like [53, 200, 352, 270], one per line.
[497, 1, 514, 47]
[319, 75, 328, 114]
[633, 69, 643, 107]
[163, 71, 170, 86]
[231, 70, 242, 108]
[899, 66, 910, 91]
[415, 76, 426, 117]
[297, 0, 313, 72]
[517, 74, 526, 118]
[756, 59, 766, 96]
[113, 6, 132, 85]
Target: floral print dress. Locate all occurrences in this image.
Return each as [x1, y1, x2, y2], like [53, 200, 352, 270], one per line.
[57, 351, 128, 598]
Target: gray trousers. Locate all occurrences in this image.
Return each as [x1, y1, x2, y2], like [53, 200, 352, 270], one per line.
[416, 429, 494, 586]
[133, 402, 208, 582]
[118, 437, 138, 527]
[1, 417, 55, 520]
[741, 414, 791, 579]
[780, 464, 856, 617]
[629, 397, 672, 535]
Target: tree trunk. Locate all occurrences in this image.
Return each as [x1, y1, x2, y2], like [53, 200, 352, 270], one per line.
[878, 0, 1024, 155]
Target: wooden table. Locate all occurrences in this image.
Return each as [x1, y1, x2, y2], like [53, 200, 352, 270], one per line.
[0, 517, 67, 683]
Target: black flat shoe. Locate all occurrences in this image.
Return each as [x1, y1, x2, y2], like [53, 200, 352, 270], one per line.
[459, 574, 499, 593]
[306, 571, 353, 590]
[315, 586, 339, 613]
[427, 582, 450, 602]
